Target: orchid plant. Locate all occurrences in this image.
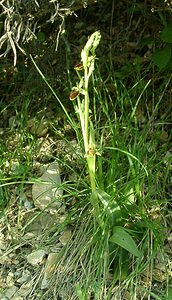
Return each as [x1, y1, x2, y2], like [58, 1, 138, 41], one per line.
[69, 31, 103, 226]
[31, 30, 141, 259]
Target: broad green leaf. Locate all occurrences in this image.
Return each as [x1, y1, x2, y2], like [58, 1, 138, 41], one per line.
[165, 56, 172, 70]
[109, 226, 140, 257]
[96, 189, 122, 222]
[111, 259, 129, 282]
[123, 187, 135, 204]
[152, 45, 171, 69]
[160, 24, 172, 43]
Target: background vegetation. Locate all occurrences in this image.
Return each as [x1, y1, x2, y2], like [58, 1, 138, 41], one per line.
[0, 0, 172, 299]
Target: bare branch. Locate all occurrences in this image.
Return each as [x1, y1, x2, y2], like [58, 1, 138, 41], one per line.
[0, 0, 98, 64]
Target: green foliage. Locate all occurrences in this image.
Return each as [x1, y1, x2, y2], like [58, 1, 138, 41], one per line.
[165, 288, 172, 300]
[160, 24, 172, 43]
[31, 30, 171, 299]
[153, 23, 172, 69]
[36, 31, 46, 44]
[76, 283, 87, 300]
[153, 44, 171, 69]
[109, 226, 140, 257]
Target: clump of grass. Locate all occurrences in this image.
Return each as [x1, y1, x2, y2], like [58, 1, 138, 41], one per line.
[32, 31, 171, 299]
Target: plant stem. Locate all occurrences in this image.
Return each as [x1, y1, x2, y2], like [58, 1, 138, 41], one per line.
[84, 71, 89, 154]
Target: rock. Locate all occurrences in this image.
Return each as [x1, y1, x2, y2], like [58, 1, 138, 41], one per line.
[19, 192, 33, 210]
[26, 249, 46, 266]
[41, 252, 59, 289]
[6, 272, 15, 286]
[58, 214, 68, 224]
[34, 137, 54, 162]
[0, 252, 13, 264]
[59, 205, 66, 214]
[0, 232, 6, 250]
[5, 286, 18, 299]
[28, 118, 48, 137]
[9, 116, 19, 128]
[22, 232, 35, 241]
[155, 251, 169, 272]
[32, 162, 63, 212]
[16, 269, 31, 283]
[23, 199, 33, 210]
[59, 229, 72, 246]
[35, 122, 48, 138]
[153, 268, 166, 282]
[23, 211, 57, 236]
[15, 281, 33, 297]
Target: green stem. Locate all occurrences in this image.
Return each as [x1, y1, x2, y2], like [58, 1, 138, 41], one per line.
[84, 75, 89, 154]
[87, 155, 96, 192]
[77, 97, 86, 147]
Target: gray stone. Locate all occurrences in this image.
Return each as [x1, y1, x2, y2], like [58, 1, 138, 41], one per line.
[19, 192, 33, 210]
[41, 252, 59, 289]
[16, 269, 31, 283]
[0, 232, 6, 250]
[32, 162, 63, 211]
[16, 281, 33, 297]
[5, 286, 18, 299]
[26, 249, 46, 266]
[59, 229, 72, 246]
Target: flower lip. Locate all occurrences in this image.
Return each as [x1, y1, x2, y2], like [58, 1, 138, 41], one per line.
[87, 148, 96, 157]
[69, 87, 80, 100]
[74, 62, 84, 71]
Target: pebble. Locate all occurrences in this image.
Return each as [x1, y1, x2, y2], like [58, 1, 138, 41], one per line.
[16, 281, 33, 297]
[17, 269, 31, 283]
[0, 232, 6, 250]
[5, 286, 18, 299]
[26, 249, 46, 266]
[32, 162, 63, 211]
[59, 229, 72, 246]
[8, 116, 19, 128]
[41, 252, 59, 289]
[28, 118, 48, 137]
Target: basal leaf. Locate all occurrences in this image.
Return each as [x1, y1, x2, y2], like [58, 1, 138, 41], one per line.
[152, 45, 171, 69]
[109, 226, 140, 257]
[96, 189, 122, 222]
[160, 24, 172, 43]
